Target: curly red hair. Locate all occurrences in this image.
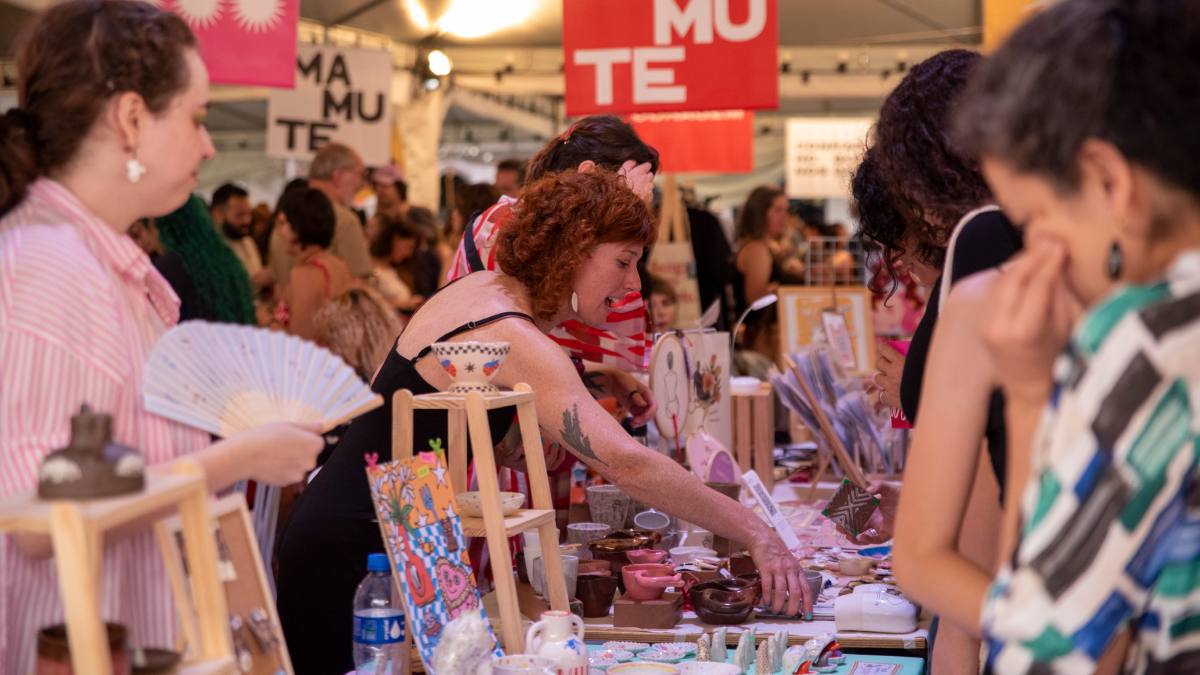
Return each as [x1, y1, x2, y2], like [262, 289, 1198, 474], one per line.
[496, 170, 656, 320]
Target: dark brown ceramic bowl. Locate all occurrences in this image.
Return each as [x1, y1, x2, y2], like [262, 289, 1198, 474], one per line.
[689, 581, 756, 625]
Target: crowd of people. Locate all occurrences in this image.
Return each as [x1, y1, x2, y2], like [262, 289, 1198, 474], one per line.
[1, 0, 1198, 673]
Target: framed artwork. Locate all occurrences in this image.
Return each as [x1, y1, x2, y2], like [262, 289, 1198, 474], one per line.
[778, 286, 876, 377]
[366, 451, 499, 670]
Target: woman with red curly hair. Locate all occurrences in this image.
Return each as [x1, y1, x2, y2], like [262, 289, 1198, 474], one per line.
[276, 169, 811, 672]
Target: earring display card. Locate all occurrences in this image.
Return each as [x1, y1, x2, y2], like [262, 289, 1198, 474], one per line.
[367, 451, 500, 670]
[822, 479, 879, 538]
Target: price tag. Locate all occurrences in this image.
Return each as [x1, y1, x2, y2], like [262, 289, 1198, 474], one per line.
[741, 469, 800, 550]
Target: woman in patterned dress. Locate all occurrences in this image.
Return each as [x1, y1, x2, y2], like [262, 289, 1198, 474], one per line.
[901, 0, 1200, 673]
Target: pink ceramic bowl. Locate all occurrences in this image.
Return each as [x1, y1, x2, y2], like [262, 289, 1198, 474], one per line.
[622, 563, 683, 601]
[626, 549, 668, 565]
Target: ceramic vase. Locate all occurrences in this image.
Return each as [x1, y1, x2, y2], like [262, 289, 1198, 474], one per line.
[525, 610, 587, 675]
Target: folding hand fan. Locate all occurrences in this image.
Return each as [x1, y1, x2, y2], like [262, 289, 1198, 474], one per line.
[143, 321, 383, 437]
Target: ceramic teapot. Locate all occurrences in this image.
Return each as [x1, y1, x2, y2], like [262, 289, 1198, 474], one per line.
[525, 610, 587, 675]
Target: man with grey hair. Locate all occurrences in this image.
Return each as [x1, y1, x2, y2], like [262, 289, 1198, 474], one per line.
[270, 142, 373, 282]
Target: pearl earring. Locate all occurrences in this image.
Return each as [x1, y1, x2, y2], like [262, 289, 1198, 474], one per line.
[570, 291, 579, 313]
[126, 157, 147, 184]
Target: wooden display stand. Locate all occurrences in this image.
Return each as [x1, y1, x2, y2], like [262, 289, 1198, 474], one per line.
[733, 382, 775, 490]
[0, 461, 234, 674]
[157, 493, 293, 675]
[393, 382, 569, 654]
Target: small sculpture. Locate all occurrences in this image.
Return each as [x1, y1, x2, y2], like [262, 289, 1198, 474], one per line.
[696, 633, 711, 662]
[712, 627, 728, 662]
[755, 639, 770, 674]
[772, 631, 787, 671]
[733, 630, 754, 671]
[782, 645, 806, 674]
[38, 405, 144, 499]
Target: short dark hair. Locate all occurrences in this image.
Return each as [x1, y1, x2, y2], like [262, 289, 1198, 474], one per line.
[497, 158, 526, 183]
[211, 183, 248, 209]
[736, 186, 785, 241]
[278, 187, 335, 249]
[526, 115, 659, 181]
[369, 214, 418, 259]
[874, 49, 992, 268]
[405, 206, 437, 241]
[956, 0, 1200, 199]
[392, 179, 408, 202]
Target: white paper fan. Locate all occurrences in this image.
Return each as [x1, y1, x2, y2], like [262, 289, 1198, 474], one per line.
[144, 321, 383, 437]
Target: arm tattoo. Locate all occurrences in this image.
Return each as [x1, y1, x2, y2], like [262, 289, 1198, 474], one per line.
[561, 403, 606, 466]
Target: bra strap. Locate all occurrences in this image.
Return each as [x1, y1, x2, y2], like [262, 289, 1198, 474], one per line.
[414, 311, 534, 362]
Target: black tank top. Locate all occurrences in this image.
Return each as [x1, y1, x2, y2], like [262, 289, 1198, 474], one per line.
[291, 310, 534, 523]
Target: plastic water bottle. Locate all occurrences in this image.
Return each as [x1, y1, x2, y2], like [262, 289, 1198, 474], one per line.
[353, 553, 409, 675]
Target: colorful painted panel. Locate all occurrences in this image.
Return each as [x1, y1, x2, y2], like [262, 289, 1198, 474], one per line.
[367, 451, 499, 669]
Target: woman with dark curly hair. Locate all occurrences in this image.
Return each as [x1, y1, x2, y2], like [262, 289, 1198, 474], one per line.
[276, 170, 812, 673]
[860, 49, 1023, 675]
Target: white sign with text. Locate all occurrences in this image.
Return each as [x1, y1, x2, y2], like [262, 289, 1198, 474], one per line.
[267, 44, 392, 165]
[785, 118, 874, 199]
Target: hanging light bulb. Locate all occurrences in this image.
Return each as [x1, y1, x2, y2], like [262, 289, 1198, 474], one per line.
[427, 49, 453, 77]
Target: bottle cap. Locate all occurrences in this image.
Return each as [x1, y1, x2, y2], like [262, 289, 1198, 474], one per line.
[367, 553, 390, 573]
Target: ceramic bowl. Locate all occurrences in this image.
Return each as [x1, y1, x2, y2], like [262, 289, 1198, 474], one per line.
[622, 563, 682, 602]
[687, 577, 762, 625]
[589, 530, 661, 585]
[456, 491, 524, 517]
[669, 546, 718, 565]
[576, 573, 619, 618]
[626, 548, 668, 565]
[430, 341, 511, 394]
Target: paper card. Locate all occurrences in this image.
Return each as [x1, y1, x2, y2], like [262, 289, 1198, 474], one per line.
[367, 451, 499, 668]
[822, 479, 879, 538]
[822, 310, 858, 371]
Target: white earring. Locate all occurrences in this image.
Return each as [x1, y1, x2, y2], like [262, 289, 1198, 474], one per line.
[126, 157, 146, 184]
[570, 291, 579, 313]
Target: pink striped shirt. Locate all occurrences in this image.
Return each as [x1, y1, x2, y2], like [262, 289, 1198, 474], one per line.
[0, 180, 209, 671]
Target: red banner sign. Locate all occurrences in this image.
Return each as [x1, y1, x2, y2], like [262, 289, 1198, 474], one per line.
[563, 0, 778, 115]
[629, 110, 754, 173]
[161, 0, 298, 88]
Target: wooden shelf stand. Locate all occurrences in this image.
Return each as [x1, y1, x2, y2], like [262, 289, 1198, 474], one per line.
[0, 460, 234, 674]
[393, 382, 569, 655]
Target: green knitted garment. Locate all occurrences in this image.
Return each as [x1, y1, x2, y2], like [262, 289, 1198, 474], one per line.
[155, 194, 256, 325]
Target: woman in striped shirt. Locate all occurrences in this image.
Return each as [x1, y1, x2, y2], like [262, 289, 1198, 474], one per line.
[0, 1, 323, 670]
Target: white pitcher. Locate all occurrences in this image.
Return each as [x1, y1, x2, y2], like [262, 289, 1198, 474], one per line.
[524, 610, 587, 675]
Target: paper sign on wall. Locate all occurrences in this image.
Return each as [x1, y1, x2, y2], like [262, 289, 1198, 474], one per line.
[267, 44, 393, 165]
[563, 0, 778, 115]
[785, 118, 874, 199]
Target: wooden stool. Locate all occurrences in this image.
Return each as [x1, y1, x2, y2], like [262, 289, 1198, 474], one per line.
[733, 382, 775, 490]
[0, 461, 235, 674]
[393, 382, 569, 654]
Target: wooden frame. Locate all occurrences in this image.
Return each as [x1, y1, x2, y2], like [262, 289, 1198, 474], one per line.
[777, 286, 876, 377]
[0, 461, 235, 674]
[157, 492, 293, 675]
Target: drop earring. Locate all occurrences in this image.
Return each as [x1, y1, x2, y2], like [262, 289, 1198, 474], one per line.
[570, 291, 579, 313]
[125, 155, 147, 184]
[1106, 241, 1124, 280]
